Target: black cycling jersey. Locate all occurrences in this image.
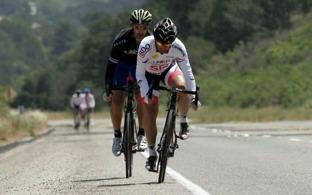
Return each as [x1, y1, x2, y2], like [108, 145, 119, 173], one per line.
[105, 27, 150, 94]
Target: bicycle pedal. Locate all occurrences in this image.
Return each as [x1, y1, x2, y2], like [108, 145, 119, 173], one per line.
[157, 144, 162, 152]
[168, 152, 174, 157]
[131, 146, 137, 153]
[146, 167, 158, 173]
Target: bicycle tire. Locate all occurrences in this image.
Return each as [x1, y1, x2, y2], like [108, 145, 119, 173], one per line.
[124, 112, 133, 178]
[158, 109, 175, 183]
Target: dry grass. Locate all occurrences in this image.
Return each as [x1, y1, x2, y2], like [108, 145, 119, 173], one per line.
[45, 110, 110, 120]
[188, 106, 312, 123]
[0, 110, 48, 145]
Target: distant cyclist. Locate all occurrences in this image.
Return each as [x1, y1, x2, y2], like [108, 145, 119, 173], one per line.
[136, 18, 201, 171]
[104, 9, 152, 156]
[70, 89, 82, 130]
[80, 87, 95, 130]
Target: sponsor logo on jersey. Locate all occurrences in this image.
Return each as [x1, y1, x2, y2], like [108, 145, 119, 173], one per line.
[139, 44, 151, 58]
[123, 49, 137, 55]
[113, 39, 126, 47]
[149, 60, 171, 73]
[151, 52, 159, 59]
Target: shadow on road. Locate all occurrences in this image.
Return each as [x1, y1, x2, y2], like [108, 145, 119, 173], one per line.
[73, 177, 173, 187]
[97, 181, 162, 187]
[73, 177, 124, 182]
[51, 131, 112, 137]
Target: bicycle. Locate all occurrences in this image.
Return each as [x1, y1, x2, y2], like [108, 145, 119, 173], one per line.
[155, 86, 199, 183]
[112, 74, 140, 178]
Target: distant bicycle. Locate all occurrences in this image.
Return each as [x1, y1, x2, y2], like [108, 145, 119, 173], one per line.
[156, 86, 199, 183]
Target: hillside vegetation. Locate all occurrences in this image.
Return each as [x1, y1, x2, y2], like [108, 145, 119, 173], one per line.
[197, 13, 312, 108]
[1, 0, 312, 111]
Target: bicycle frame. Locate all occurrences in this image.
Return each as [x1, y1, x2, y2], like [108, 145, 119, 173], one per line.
[112, 74, 138, 178]
[156, 86, 198, 183]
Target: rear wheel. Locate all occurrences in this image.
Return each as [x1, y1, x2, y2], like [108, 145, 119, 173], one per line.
[158, 109, 175, 183]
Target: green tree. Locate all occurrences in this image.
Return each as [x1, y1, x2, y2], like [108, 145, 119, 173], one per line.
[78, 13, 124, 87]
[51, 21, 79, 57]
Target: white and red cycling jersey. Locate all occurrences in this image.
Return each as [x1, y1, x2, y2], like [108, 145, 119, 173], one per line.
[136, 35, 196, 102]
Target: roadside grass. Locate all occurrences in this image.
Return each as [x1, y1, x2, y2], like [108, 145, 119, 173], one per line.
[0, 110, 48, 145]
[188, 106, 312, 123]
[48, 106, 312, 123]
[45, 109, 110, 120]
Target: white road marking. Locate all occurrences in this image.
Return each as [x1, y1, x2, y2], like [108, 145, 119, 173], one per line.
[289, 138, 301, 142]
[142, 151, 210, 195]
[263, 135, 272, 138]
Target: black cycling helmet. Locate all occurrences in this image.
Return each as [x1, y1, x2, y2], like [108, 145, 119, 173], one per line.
[153, 17, 177, 44]
[130, 9, 152, 25]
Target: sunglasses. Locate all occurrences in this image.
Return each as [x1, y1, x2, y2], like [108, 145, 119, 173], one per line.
[155, 40, 172, 47]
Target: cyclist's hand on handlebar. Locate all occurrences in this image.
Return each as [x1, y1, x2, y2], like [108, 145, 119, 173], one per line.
[102, 92, 112, 102]
[142, 95, 152, 104]
[191, 99, 201, 111]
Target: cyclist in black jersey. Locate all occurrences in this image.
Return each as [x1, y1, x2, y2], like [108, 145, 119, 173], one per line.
[104, 9, 152, 156]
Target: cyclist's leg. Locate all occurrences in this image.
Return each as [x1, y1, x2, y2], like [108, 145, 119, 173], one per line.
[111, 62, 128, 136]
[135, 89, 144, 131]
[85, 109, 91, 129]
[73, 108, 80, 129]
[130, 64, 145, 136]
[111, 62, 128, 156]
[111, 90, 124, 131]
[141, 74, 160, 170]
[142, 73, 160, 150]
[135, 89, 147, 150]
[142, 100, 158, 148]
[142, 99, 159, 170]
[165, 65, 190, 139]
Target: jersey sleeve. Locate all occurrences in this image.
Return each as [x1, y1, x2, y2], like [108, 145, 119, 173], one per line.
[105, 37, 122, 93]
[89, 94, 96, 108]
[174, 40, 196, 97]
[70, 96, 74, 108]
[136, 42, 150, 101]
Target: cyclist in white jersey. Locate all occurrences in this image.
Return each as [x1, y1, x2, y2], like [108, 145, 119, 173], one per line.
[136, 18, 201, 171]
[80, 87, 95, 130]
[70, 89, 82, 130]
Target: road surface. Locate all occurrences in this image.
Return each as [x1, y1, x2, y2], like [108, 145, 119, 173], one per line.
[1, 119, 312, 194]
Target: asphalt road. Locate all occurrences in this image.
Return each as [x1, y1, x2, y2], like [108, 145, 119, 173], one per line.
[1, 119, 312, 194]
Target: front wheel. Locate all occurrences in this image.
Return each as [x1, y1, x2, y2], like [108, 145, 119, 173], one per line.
[123, 112, 134, 178]
[158, 109, 175, 183]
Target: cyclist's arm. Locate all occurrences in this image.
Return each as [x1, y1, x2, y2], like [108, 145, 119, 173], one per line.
[105, 60, 117, 95]
[174, 40, 196, 97]
[136, 45, 150, 103]
[105, 36, 122, 95]
[70, 96, 75, 108]
[90, 95, 96, 108]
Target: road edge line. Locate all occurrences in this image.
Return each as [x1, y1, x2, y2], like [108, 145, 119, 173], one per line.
[141, 151, 210, 195]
